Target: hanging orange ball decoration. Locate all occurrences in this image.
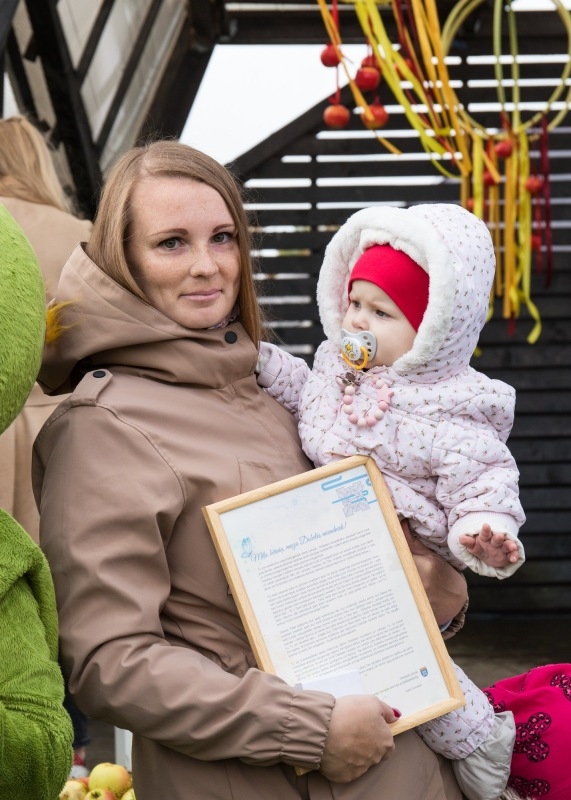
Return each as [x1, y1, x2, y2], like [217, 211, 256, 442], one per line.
[525, 176, 544, 195]
[320, 43, 340, 68]
[531, 234, 542, 251]
[362, 103, 389, 129]
[355, 66, 381, 92]
[361, 54, 378, 69]
[324, 104, 351, 129]
[494, 139, 513, 159]
[483, 170, 498, 187]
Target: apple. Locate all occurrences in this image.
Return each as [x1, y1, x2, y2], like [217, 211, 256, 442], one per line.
[120, 790, 136, 800]
[323, 104, 351, 129]
[59, 780, 88, 800]
[355, 66, 381, 92]
[89, 763, 132, 799]
[320, 43, 340, 68]
[84, 791, 115, 800]
[362, 103, 389, 129]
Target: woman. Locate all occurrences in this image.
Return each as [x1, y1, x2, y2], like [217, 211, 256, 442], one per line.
[0, 115, 92, 544]
[33, 141, 466, 800]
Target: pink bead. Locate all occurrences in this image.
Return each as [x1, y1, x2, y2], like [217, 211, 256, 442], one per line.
[342, 395, 353, 405]
[366, 415, 377, 426]
[349, 413, 359, 424]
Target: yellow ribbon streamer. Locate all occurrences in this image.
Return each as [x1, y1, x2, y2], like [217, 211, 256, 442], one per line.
[316, 0, 571, 342]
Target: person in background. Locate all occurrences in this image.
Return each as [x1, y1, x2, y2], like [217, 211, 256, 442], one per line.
[0, 203, 73, 800]
[33, 140, 468, 800]
[256, 203, 526, 799]
[0, 114, 92, 778]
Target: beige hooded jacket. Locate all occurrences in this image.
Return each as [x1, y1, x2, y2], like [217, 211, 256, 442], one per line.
[33, 244, 463, 800]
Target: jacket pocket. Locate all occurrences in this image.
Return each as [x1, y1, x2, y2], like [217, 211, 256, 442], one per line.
[237, 460, 275, 494]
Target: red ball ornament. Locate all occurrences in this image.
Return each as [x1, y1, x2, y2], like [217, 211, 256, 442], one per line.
[320, 43, 340, 68]
[483, 170, 498, 187]
[531, 234, 542, 251]
[362, 102, 389, 130]
[525, 176, 544, 195]
[494, 139, 513, 159]
[355, 66, 381, 91]
[323, 104, 351, 129]
[361, 55, 378, 69]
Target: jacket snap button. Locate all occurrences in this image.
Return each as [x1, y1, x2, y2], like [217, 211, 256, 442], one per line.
[93, 370, 106, 378]
[225, 331, 238, 343]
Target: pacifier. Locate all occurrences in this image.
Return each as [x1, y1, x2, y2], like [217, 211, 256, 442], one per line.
[340, 328, 377, 370]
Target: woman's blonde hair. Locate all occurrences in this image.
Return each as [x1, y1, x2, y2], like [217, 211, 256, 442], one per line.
[0, 116, 71, 211]
[86, 140, 263, 344]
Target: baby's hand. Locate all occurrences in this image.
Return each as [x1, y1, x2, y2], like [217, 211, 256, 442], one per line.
[459, 524, 520, 568]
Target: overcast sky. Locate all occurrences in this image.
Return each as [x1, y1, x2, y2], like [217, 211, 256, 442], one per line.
[3, 43, 358, 166]
[180, 44, 362, 164]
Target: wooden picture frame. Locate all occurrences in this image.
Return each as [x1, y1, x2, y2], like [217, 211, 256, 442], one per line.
[202, 455, 464, 735]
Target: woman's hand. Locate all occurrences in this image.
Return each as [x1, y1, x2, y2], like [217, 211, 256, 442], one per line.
[319, 695, 397, 783]
[401, 520, 467, 627]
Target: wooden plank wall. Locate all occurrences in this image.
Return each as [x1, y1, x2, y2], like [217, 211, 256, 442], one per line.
[233, 9, 571, 615]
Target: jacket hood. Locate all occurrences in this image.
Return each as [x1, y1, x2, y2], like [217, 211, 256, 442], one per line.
[317, 203, 495, 382]
[39, 244, 255, 395]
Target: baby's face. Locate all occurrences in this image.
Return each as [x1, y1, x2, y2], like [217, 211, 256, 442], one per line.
[342, 280, 417, 367]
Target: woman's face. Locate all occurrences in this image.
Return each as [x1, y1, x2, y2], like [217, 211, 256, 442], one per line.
[126, 176, 241, 329]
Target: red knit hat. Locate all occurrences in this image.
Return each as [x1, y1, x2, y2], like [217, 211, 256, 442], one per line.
[348, 244, 429, 331]
[484, 664, 571, 800]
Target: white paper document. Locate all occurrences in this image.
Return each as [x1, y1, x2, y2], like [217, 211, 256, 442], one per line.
[216, 462, 454, 718]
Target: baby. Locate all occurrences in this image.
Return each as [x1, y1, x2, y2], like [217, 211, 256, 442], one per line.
[257, 203, 525, 800]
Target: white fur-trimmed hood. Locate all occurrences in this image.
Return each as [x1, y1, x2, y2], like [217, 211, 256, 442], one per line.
[316, 203, 495, 382]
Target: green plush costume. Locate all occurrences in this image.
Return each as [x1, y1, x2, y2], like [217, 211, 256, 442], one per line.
[0, 204, 73, 799]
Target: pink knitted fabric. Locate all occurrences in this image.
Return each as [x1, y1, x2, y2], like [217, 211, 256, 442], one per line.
[484, 664, 571, 800]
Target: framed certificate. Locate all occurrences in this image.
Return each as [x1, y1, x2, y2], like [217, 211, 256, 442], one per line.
[202, 455, 464, 734]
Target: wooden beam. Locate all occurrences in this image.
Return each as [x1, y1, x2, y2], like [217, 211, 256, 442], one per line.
[76, 0, 115, 83]
[0, 0, 19, 56]
[221, 1, 466, 45]
[95, 0, 164, 153]
[139, 4, 219, 140]
[5, 30, 36, 118]
[23, 0, 101, 217]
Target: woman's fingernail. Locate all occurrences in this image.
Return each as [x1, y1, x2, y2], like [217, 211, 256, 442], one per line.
[392, 708, 402, 718]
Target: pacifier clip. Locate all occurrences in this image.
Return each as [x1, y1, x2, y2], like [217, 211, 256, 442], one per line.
[336, 371, 393, 428]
